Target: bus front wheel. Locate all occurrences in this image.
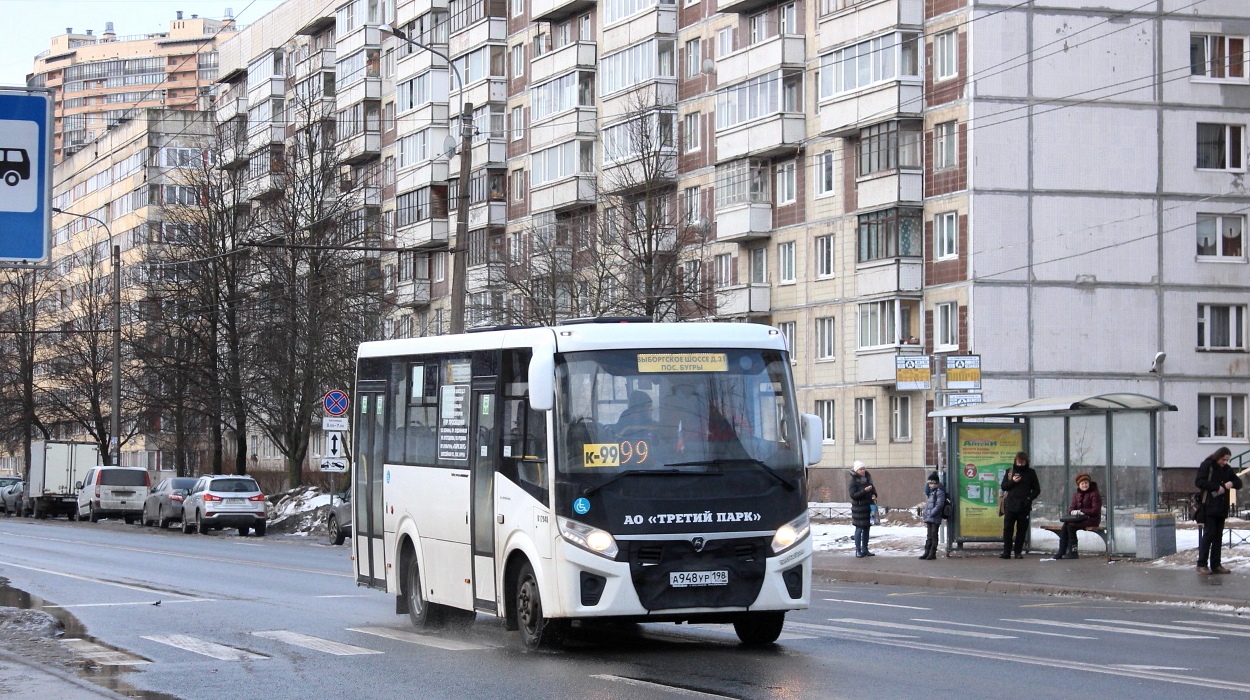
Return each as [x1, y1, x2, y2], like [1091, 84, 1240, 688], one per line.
[515, 561, 565, 649]
[733, 611, 785, 645]
[404, 555, 443, 628]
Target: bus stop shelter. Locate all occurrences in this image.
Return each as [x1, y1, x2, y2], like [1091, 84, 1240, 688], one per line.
[930, 393, 1177, 556]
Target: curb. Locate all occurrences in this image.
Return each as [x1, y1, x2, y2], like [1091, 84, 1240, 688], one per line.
[0, 645, 130, 700]
[813, 567, 1250, 610]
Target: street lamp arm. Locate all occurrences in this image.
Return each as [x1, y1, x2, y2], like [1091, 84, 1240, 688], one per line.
[377, 24, 464, 97]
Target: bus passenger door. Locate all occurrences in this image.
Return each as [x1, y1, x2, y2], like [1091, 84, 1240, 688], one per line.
[354, 385, 387, 589]
[470, 385, 498, 613]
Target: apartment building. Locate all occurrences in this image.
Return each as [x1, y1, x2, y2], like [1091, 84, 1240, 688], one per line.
[198, 0, 1248, 503]
[28, 11, 236, 162]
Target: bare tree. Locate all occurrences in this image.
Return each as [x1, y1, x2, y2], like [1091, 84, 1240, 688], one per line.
[0, 267, 58, 475]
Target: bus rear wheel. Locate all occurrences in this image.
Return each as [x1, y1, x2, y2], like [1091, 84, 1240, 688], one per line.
[515, 561, 565, 649]
[733, 611, 785, 645]
[404, 555, 443, 629]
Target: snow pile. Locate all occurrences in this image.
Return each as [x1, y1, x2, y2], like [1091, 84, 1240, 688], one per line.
[0, 608, 61, 638]
[267, 486, 332, 536]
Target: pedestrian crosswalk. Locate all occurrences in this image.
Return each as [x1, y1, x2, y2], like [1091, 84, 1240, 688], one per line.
[131, 625, 495, 664]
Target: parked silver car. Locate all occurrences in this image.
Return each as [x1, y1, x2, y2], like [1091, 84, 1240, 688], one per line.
[326, 489, 351, 546]
[0, 479, 23, 515]
[142, 477, 198, 528]
[181, 476, 267, 536]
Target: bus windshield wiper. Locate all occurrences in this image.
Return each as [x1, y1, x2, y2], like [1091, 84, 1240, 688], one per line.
[581, 468, 718, 497]
[666, 459, 797, 492]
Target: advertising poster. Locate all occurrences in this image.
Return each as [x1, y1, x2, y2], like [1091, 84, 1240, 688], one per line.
[954, 424, 1025, 539]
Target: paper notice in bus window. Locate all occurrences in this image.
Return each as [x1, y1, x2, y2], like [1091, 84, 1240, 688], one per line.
[636, 353, 728, 373]
[582, 443, 620, 468]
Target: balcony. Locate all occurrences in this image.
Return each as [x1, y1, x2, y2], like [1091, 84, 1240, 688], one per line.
[218, 143, 248, 170]
[246, 124, 285, 152]
[717, 36, 805, 85]
[449, 138, 508, 172]
[856, 343, 926, 385]
[355, 185, 382, 207]
[466, 261, 505, 292]
[396, 218, 450, 249]
[530, 175, 596, 212]
[338, 77, 382, 107]
[396, 44, 448, 79]
[856, 170, 922, 210]
[715, 113, 805, 161]
[247, 76, 285, 100]
[601, 152, 677, 193]
[395, 278, 432, 307]
[339, 131, 381, 164]
[532, 0, 595, 23]
[467, 201, 507, 229]
[714, 202, 772, 242]
[215, 94, 247, 122]
[448, 18, 506, 59]
[530, 107, 597, 150]
[599, 80, 677, 122]
[295, 48, 335, 81]
[716, 284, 771, 317]
[452, 78, 506, 112]
[602, 6, 676, 55]
[819, 0, 923, 53]
[717, 0, 777, 16]
[397, 160, 451, 192]
[245, 172, 285, 200]
[820, 82, 924, 136]
[531, 41, 597, 85]
[337, 24, 382, 57]
[855, 258, 922, 295]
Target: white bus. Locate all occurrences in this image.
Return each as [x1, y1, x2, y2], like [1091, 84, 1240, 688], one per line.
[352, 320, 822, 647]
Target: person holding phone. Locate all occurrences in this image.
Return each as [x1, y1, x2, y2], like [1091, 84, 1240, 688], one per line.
[1196, 446, 1243, 575]
[1000, 451, 1041, 559]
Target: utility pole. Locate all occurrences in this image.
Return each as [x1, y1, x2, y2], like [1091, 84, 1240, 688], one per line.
[449, 101, 473, 333]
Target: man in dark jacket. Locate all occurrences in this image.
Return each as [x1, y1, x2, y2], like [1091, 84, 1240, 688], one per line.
[1000, 451, 1041, 559]
[1196, 446, 1243, 575]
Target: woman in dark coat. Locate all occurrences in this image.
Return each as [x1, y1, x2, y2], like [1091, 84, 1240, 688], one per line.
[849, 461, 877, 558]
[1196, 446, 1243, 575]
[1055, 472, 1101, 559]
[1000, 451, 1041, 559]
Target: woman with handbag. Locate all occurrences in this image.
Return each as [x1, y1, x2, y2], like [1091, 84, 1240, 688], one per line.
[1055, 473, 1101, 560]
[849, 461, 877, 558]
[1196, 446, 1243, 575]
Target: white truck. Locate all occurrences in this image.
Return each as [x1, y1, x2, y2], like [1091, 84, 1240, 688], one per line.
[26, 441, 99, 519]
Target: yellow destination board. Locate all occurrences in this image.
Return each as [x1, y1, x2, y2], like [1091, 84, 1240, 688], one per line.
[637, 353, 728, 373]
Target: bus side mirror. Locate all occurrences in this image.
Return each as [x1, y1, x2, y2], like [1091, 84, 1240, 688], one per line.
[528, 350, 554, 412]
[800, 413, 823, 466]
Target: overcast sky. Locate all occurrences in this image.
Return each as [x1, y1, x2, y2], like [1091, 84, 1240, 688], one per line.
[0, 1, 285, 86]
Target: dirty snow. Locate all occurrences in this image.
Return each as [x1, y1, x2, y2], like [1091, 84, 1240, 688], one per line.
[267, 487, 333, 537]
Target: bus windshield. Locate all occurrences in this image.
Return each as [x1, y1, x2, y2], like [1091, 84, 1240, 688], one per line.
[555, 348, 803, 481]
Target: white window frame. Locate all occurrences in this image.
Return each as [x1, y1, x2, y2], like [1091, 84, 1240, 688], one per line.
[717, 27, 735, 57]
[815, 316, 836, 360]
[682, 185, 701, 225]
[855, 397, 876, 442]
[511, 44, 524, 80]
[890, 394, 911, 442]
[815, 235, 834, 278]
[511, 106, 524, 141]
[511, 0, 524, 18]
[714, 252, 733, 288]
[776, 160, 796, 205]
[815, 399, 835, 444]
[778, 241, 795, 283]
[779, 3, 797, 35]
[778, 321, 795, 354]
[685, 38, 702, 79]
[934, 121, 957, 170]
[1198, 393, 1247, 441]
[815, 150, 835, 197]
[1196, 213, 1245, 260]
[1190, 34, 1248, 83]
[683, 112, 701, 153]
[749, 247, 767, 284]
[935, 30, 958, 81]
[935, 211, 958, 259]
[935, 301, 958, 350]
[1196, 123, 1246, 172]
[433, 250, 447, 282]
[1197, 303, 1247, 350]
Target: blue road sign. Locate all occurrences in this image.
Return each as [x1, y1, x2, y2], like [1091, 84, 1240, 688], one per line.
[323, 390, 350, 417]
[0, 89, 52, 266]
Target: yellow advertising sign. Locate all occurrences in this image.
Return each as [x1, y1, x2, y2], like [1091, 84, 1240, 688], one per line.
[954, 425, 1024, 539]
[637, 353, 728, 373]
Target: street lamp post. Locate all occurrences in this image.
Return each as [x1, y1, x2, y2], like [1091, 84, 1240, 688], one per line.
[52, 208, 121, 466]
[379, 23, 473, 334]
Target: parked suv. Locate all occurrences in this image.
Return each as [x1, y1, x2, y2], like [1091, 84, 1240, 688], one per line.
[76, 467, 151, 523]
[182, 476, 267, 536]
[326, 489, 351, 546]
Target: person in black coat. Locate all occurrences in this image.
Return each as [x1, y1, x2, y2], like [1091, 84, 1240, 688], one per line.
[919, 471, 945, 561]
[848, 461, 877, 558]
[1196, 446, 1243, 575]
[1000, 451, 1041, 559]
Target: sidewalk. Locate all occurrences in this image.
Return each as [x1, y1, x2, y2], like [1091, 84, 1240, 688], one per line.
[0, 647, 128, 700]
[811, 547, 1250, 608]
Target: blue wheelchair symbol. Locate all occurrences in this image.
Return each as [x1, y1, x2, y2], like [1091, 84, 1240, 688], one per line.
[573, 498, 590, 515]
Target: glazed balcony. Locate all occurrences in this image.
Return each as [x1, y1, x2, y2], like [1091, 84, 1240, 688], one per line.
[602, 6, 676, 54]
[532, 0, 595, 23]
[716, 283, 771, 316]
[247, 76, 284, 100]
[855, 170, 922, 210]
[820, 81, 924, 136]
[717, 35, 805, 86]
[529, 107, 597, 151]
[339, 131, 382, 164]
[529, 175, 596, 212]
[215, 93, 247, 123]
[337, 24, 382, 58]
[714, 202, 772, 242]
[395, 218, 450, 249]
[467, 201, 507, 230]
[397, 160, 451, 193]
[395, 278, 432, 307]
[819, 0, 923, 53]
[531, 41, 596, 85]
[855, 258, 923, 295]
[715, 113, 805, 161]
[295, 48, 335, 81]
[338, 77, 382, 107]
[448, 18, 506, 59]
[857, 342, 926, 385]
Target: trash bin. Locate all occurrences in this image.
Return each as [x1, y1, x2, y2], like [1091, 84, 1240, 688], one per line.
[1134, 513, 1176, 559]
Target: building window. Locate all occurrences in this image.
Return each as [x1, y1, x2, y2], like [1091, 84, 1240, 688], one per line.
[936, 301, 958, 349]
[859, 121, 921, 176]
[855, 397, 876, 442]
[858, 208, 921, 262]
[511, 106, 524, 141]
[714, 253, 733, 288]
[775, 160, 796, 204]
[778, 241, 795, 283]
[1197, 123, 1245, 171]
[818, 32, 920, 98]
[511, 0, 524, 18]
[935, 211, 958, 259]
[685, 38, 702, 78]
[749, 247, 767, 284]
[715, 159, 770, 208]
[815, 150, 835, 197]
[815, 399, 835, 444]
[1190, 34, 1247, 81]
[935, 30, 958, 81]
[717, 27, 736, 57]
[778, 321, 795, 353]
[934, 121, 957, 170]
[511, 44, 524, 80]
[890, 395, 911, 441]
[816, 316, 836, 359]
[1197, 214, 1245, 259]
[779, 3, 797, 34]
[1197, 304, 1246, 350]
[815, 235, 834, 278]
[599, 38, 676, 96]
[682, 185, 701, 224]
[1199, 394, 1247, 440]
[683, 112, 701, 152]
[433, 250, 447, 282]
[716, 70, 804, 130]
[858, 299, 918, 348]
[510, 169, 525, 201]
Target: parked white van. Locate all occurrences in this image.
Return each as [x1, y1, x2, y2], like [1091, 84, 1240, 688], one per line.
[76, 467, 151, 524]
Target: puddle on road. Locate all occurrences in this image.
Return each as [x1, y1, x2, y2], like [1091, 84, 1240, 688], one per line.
[0, 579, 180, 700]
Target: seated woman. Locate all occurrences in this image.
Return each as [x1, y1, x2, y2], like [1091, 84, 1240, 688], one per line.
[1056, 472, 1101, 560]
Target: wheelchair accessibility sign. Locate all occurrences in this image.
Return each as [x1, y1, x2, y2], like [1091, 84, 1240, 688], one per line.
[0, 89, 52, 265]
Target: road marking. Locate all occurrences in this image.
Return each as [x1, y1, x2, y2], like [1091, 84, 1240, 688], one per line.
[590, 675, 737, 698]
[1115, 665, 1193, 671]
[0, 559, 201, 598]
[45, 599, 216, 608]
[674, 624, 817, 642]
[830, 618, 1014, 639]
[61, 639, 150, 666]
[142, 634, 269, 661]
[785, 621, 914, 639]
[1088, 618, 1250, 638]
[1021, 601, 1086, 608]
[1176, 619, 1250, 632]
[910, 618, 1097, 639]
[252, 631, 382, 656]
[1003, 618, 1217, 640]
[233, 542, 264, 547]
[315, 594, 372, 599]
[823, 598, 931, 610]
[348, 626, 493, 651]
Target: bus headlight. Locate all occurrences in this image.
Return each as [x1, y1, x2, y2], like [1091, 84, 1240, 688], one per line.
[558, 517, 619, 559]
[771, 512, 811, 555]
